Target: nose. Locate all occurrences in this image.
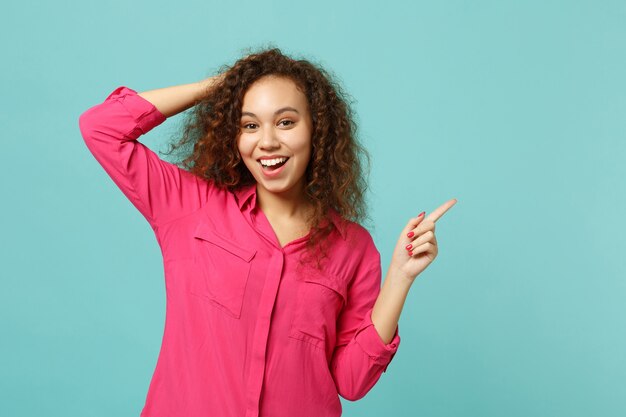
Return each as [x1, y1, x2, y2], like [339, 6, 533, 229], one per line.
[258, 126, 280, 149]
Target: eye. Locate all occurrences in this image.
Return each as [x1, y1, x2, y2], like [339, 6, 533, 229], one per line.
[279, 119, 294, 127]
[243, 123, 257, 129]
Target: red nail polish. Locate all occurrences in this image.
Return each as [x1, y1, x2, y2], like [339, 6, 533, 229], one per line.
[418, 211, 425, 218]
[407, 231, 414, 238]
[405, 244, 412, 250]
[408, 251, 413, 256]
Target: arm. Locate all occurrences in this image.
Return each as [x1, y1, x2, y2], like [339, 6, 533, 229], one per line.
[330, 196, 457, 401]
[330, 244, 401, 402]
[371, 269, 411, 344]
[137, 77, 218, 118]
[78, 78, 220, 228]
[373, 200, 457, 342]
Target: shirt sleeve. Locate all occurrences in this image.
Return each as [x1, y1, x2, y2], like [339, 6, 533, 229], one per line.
[78, 86, 214, 228]
[330, 249, 401, 401]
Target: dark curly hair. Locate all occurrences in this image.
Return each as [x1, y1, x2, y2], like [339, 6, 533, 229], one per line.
[162, 45, 372, 270]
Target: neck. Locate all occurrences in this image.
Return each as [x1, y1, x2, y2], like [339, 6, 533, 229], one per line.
[256, 182, 312, 221]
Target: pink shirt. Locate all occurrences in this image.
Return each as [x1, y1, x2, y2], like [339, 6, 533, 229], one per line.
[78, 86, 400, 417]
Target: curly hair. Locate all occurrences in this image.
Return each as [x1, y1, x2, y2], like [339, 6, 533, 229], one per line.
[161, 45, 372, 270]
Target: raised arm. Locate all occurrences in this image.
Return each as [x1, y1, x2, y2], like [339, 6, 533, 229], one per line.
[78, 76, 222, 229]
[137, 77, 219, 118]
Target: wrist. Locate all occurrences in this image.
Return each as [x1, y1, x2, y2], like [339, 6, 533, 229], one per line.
[385, 266, 415, 288]
[196, 77, 215, 100]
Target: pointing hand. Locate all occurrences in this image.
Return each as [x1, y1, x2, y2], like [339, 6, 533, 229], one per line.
[388, 198, 458, 283]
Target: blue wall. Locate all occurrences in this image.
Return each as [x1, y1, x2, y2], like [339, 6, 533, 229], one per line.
[2, 1, 624, 416]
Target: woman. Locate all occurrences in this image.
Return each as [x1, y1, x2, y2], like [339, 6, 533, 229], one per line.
[78, 47, 456, 417]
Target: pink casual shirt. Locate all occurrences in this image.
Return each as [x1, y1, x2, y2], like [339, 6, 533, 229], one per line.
[78, 86, 400, 417]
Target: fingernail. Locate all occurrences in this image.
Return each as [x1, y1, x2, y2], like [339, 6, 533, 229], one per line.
[405, 244, 412, 250]
[407, 231, 414, 238]
[418, 211, 425, 218]
[408, 251, 413, 256]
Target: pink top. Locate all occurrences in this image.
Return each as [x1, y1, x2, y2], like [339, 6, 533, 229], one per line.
[78, 86, 400, 417]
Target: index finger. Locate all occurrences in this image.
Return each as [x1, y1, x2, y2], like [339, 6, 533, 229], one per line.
[425, 198, 458, 223]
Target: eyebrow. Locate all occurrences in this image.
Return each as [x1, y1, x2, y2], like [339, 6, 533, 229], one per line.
[241, 107, 300, 117]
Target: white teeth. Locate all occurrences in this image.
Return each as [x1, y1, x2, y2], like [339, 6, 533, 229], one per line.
[259, 157, 288, 167]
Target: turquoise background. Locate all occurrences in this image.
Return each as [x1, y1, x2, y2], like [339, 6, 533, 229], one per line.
[2, 0, 625, 416]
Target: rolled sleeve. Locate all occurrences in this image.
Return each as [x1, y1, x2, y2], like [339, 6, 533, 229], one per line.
[107, 86, 166, 137]
[353, 306, 400, 372]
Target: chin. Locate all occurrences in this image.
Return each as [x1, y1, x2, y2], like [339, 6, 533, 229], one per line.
[261, 183, 292, 193]
[258, 179, 297, 193]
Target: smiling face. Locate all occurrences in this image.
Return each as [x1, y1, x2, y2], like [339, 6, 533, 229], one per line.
[237, 75, 313, 201]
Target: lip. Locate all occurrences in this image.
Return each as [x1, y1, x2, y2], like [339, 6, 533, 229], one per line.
[258, 157, 289, 178]
[257, 154, 289, 161]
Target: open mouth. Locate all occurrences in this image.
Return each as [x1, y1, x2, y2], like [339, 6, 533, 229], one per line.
[258, 157, 289, 171]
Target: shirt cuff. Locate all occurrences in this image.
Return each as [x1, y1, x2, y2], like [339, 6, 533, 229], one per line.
[353, 307, 400, 372]
[105, 86, 166, 134]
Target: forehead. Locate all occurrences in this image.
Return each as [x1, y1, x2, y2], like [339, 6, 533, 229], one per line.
[241, 76, 308, 113]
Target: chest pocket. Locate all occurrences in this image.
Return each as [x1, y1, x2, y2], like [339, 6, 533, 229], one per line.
[288, 272, 348, 351]
[190, 222, 256, 319]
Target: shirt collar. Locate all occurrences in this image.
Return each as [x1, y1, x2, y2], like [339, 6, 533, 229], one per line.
[234, 182, 347, 240]
[234, 182, 257, 210]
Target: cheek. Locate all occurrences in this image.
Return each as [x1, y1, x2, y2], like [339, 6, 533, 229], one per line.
[235, 136, 242, 155]
[304, 147, 312, 167]
[304, 140, 313, 165]
[295, 131, 313, 158]
[236, 136, 253, 157]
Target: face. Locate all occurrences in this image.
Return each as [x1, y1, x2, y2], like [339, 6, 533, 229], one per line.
[237, 75, 313, 200]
